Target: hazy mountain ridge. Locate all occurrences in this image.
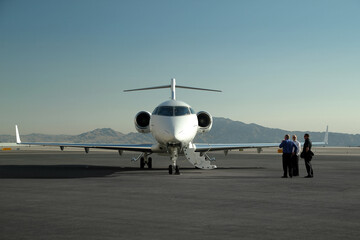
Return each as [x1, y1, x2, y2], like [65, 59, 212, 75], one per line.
[196, 117, 360, 146]
[1, 118, 359, 146]
[0, 128, 155, 144]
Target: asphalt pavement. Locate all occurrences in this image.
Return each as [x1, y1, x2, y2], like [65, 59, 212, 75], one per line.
[0, 149, 359, 240]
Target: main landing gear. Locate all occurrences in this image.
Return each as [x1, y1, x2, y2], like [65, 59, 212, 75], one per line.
[140, 156, 152, 169]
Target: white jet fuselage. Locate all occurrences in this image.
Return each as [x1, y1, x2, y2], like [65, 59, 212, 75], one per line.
[150, 100, 198, 147]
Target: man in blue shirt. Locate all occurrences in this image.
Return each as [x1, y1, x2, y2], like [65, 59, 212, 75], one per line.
[279, 134, 298, 178]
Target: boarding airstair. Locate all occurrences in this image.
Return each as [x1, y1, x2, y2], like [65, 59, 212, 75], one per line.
[183, 142, 217, 169]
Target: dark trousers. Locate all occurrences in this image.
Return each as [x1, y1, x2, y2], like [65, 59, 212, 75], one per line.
[282, 153, 292, 177]
[291, 155, 299, 176]
[304, 157, 313, 176]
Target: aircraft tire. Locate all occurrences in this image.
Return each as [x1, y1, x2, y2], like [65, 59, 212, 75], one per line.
[168, 165, 173, 174]
[175, 165, 180, 175]
[140, 157, 145, 169]
[148, 157, 152, 169]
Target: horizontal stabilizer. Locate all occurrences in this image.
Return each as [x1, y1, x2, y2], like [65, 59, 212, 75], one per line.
[124, 78, 221, 100]
[124, 85, 171, 92]
[176, 85, 221, 92]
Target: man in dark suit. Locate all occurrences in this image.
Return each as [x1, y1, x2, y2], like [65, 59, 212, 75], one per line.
[303, 133, 314, 178]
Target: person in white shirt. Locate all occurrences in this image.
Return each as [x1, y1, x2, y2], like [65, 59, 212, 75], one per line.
[292, 135, 301, 176]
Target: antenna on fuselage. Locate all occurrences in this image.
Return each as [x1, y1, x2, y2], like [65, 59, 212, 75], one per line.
[124, 78, 222, 100]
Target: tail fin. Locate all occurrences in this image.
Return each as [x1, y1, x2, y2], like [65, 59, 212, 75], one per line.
[124, 78, 221, 100]
[15, 125, 21, 144]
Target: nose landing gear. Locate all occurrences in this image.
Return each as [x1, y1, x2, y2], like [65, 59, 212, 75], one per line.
[168, 146, 180, 175]
[168, 165, 180, 175]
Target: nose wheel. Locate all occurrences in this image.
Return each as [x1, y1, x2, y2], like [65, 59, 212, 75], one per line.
[168, 165, 180, 175]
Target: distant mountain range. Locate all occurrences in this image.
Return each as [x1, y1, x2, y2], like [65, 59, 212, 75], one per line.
[1, 117, 359, 146]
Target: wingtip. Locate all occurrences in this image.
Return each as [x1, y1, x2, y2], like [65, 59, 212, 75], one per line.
[15, 125, 21, 144]
[324, 125, 329, 145]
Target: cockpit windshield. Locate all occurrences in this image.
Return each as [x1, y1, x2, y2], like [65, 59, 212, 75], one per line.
[157, 106, 173, 116]
[174, 106, 190, 116]
[152, 106, 195, 116]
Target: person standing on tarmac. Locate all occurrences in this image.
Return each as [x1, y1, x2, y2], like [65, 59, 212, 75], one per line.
[279, 134, 298, 178]
[291, 135, 301, 176]
[302, 133, 314, 178]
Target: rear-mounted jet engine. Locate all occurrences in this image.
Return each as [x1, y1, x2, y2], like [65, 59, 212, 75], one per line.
[197, 111, 212, 133]
[134, 111, 151, 133]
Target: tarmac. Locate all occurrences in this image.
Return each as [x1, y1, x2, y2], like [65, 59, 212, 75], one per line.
[0, 148, 359, 240]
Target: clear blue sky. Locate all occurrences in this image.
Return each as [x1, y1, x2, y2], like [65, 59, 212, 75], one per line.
[1, 0, 359, 135]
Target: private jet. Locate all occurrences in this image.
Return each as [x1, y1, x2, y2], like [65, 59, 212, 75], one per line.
[15, 79, 328, 174]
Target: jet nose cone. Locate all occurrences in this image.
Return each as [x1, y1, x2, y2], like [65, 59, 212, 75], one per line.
[174, 130, 186, 142]
[163, 129, 184, 144]
[152, 114, 197, 145]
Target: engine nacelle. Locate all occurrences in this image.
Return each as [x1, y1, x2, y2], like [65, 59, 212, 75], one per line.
[197, 111, 213, 133]
[134, 111, 151, 133]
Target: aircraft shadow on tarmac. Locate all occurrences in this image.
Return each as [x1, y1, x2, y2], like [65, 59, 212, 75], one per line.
[0, 165, 265, 179]
[0, 165, 143, 179]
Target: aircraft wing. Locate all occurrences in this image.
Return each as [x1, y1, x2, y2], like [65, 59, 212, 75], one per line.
[193, 126, 328, 152]
[15, 125, 153, 152]
[17, 142, 154, 152]
[193, 141, 327, 152]
[193, 143, 280, 152]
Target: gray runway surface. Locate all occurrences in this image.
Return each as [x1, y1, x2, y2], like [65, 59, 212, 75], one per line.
[0, 150, 359, 240]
